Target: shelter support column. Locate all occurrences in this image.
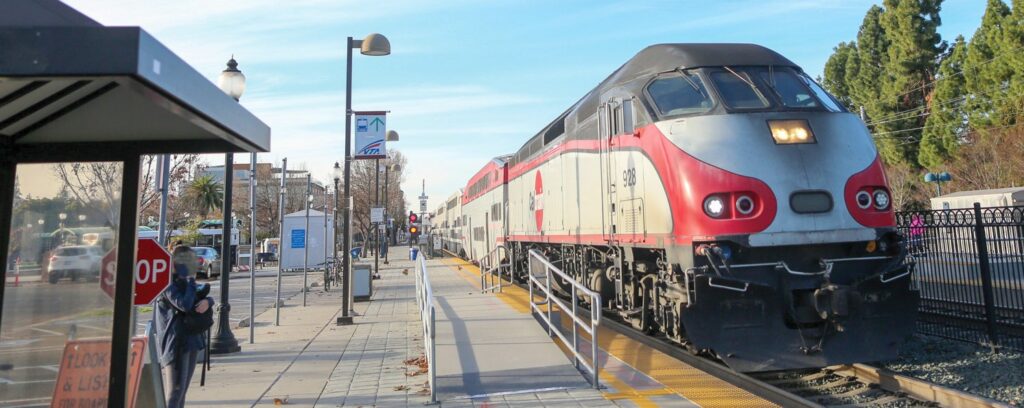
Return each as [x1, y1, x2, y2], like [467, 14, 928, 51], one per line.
[0, 149, 15, 330]
[110, 155, 141, 408]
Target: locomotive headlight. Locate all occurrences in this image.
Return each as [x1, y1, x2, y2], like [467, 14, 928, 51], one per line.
[855, 190, 872, 209]
[704, 195, 726, 218]
[873, 189, 891, 210]
[768, 120, 816, 144]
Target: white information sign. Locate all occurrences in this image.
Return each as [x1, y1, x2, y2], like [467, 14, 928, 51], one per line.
[354, 111, 387, 159]
[370, 207, 385, 223]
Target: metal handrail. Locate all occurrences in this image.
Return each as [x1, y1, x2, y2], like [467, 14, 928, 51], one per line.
[479, 244, 511, 293]
[413, 254, 437, 403]
[526, 249, 602, 389]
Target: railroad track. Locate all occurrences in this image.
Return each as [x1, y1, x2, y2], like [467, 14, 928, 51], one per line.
[599, 310, 1011, 408]
[457, 255, 1011, 407]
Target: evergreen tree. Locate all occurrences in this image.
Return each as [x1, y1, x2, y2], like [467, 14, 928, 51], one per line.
[822, 41, 857, 109]
[849, 5, 889, 118]
[1002, 0, 1024, 121]
[919, 36, 968, 168]
[876, 0, 944, 165]
[964, 0, 1012, 127]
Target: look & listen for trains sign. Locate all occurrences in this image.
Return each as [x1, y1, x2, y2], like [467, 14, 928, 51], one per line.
[51, 338, 146, 407]
[354, 111, 387, 159]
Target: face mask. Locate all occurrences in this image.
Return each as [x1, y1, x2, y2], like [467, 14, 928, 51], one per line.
[174, 263, 190, 279]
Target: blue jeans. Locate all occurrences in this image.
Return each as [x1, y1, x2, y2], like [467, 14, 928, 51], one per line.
[162, 349, 198, 408]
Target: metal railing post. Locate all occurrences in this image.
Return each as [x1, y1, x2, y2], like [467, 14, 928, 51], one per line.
[592, 293, 601, 389]
[429, 306, 437, 404]
[571, 285, 579, 370]
[545, 267, 553, 337]
[972, 203, 1000, 348]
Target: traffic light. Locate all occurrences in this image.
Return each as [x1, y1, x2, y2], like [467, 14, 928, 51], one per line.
[409, 211, 418, 224]
[409, 225, 419, 235]
[408, 211, 420, 239]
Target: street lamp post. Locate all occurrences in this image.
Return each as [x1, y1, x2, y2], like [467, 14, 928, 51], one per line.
[334, 162, 350, 323]
[340, 33, 390, 326]
[383, 162, 401, 264]
[303, 174, 312, 307]
[58, 213, 66, 245]
[211, 56, 246, 355]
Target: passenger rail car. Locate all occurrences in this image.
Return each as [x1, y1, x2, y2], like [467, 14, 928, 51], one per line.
[445, 44, 918, 372]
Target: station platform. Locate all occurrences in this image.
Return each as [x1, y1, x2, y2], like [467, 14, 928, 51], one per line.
[184, 248, 775, 407]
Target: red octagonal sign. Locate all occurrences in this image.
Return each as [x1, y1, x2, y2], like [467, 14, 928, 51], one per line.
[101, 239, 173, 305]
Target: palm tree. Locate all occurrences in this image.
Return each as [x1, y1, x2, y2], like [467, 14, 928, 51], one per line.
[187, 175, 223, 218]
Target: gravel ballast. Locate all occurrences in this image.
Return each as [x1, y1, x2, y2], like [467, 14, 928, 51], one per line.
[882, 334, 1024, 406]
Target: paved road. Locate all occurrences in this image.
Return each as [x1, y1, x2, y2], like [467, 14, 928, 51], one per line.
[0, 267, 325, 407]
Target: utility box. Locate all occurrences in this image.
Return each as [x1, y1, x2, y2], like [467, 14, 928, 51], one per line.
[353, 263, 372, 301]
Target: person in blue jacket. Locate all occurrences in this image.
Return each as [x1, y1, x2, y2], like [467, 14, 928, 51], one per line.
[154, 245, 213, 408]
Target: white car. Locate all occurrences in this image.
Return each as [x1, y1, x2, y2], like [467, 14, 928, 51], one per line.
[46, 245, 104, 283]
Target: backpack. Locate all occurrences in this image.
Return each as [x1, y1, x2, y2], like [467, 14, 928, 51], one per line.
[182, 305, 214, 335]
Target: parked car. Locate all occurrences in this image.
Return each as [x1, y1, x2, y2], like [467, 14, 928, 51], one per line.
[46, 245, 103, 283]
[193, 246, 222, 278]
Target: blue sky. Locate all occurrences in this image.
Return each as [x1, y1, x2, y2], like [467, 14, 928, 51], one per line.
[63, 0, 986, 209]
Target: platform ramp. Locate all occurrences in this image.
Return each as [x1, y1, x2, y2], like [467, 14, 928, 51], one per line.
[426, 263, 593, 401]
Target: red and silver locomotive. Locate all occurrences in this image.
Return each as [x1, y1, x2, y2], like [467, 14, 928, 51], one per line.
[440, 44, 918, 372]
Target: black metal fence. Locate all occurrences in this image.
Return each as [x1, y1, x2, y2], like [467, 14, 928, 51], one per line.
[896, 204, 1024, 351]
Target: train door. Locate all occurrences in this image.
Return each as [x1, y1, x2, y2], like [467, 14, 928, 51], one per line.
[602, 96, 644, 243]
[599, 102, 617, 243]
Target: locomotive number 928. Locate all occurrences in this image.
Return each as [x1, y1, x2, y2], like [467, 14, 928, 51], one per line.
[431, 43, 918, 372]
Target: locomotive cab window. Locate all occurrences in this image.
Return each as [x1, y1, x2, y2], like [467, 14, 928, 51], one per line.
[710, 68, 770, 110]
[647, 71, 715, 116]
[755, 67, 818, 109]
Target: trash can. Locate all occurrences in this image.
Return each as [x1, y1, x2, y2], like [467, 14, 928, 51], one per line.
[410, 247, 419, 260]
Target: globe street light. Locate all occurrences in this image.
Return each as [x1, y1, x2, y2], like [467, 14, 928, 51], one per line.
[211, 56, 245, 355]
[340, 33, 390, 326]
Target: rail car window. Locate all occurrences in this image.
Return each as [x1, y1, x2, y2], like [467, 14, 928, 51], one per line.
[754, 67, 818, 109]
[647, 72, 714, 116]
[710, 69, 770, 109]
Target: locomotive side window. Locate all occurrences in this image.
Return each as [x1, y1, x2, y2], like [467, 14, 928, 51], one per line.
[799, 73, 847, 112]
[647, 72, 714, 116]
[710, 69, 770, 109]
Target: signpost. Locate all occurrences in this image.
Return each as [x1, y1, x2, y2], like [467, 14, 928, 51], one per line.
[353, 111, 387, 159]
[101, 239, 173, 305]
[370, 207, 384, 224]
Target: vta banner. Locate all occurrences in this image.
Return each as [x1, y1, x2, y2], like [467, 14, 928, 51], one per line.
[354, 111, 386, 160]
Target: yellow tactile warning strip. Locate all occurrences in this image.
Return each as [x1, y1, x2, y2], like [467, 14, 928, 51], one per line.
[440, 257, 777, 408]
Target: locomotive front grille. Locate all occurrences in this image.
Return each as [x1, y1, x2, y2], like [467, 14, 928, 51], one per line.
[790, 190, 833, 214]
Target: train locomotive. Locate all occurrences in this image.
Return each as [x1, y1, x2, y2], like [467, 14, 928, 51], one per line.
[433, 44, 919, 372]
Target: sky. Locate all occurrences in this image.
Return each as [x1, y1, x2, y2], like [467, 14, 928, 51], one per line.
[47, 0, 987, 209]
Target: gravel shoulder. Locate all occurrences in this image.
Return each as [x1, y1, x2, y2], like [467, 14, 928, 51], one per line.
[882, 334, 1024, 406]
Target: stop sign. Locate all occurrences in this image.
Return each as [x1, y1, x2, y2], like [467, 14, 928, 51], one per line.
[101, 239, 173, 305]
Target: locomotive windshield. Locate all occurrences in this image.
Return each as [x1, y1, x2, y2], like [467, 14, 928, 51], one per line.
[647, 66, 847, 117]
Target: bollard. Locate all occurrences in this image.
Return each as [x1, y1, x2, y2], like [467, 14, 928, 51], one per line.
[13, 258, 19, 287]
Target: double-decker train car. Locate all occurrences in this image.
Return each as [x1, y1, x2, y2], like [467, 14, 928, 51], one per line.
[432, 191, 465, 255]
[440, 43, 918, 372]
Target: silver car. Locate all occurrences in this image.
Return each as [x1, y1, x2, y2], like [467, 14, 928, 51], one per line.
[192, 246, 222, 278]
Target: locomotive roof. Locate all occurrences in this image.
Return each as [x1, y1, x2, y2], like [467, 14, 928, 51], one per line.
[592, 44, 800, 97]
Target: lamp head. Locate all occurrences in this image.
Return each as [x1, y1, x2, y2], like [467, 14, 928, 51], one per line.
[924, 173, 936, 183]
[217, 56, 246, 101]
[333, 161, 342, 181]
[360, 33, 391, 56]
[386, 130, 399, 142]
